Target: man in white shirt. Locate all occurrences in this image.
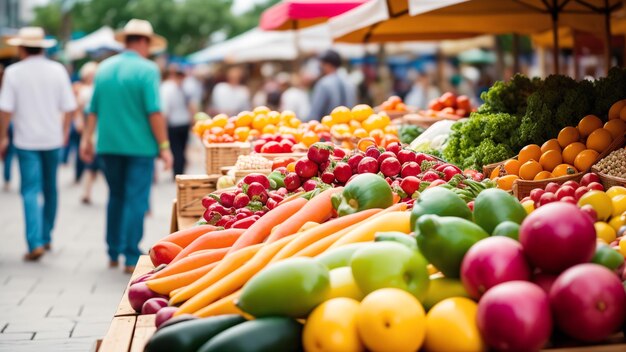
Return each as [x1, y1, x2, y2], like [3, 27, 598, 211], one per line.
[211, 66, 250, 116]
[0, 27, 77, 261]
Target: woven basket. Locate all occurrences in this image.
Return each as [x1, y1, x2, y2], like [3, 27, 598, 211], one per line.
[176, 174, 219, 217]
[204, 142, 251, 175]
[591, 167, 626, 189]
[255, 152, 306, 161]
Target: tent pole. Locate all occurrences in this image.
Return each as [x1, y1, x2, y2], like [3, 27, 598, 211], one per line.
[551, 0, 560, 74]
[603, 0, 612, 73]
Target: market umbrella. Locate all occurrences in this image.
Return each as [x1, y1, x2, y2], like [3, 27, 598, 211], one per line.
[259, 0, 368, 31]
[329, 0, 621, 72]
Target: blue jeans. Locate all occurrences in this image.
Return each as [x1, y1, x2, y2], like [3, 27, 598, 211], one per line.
[16, 148, 60, 251]
[101, 154, 154, 266]
[4, 124, 15, 182]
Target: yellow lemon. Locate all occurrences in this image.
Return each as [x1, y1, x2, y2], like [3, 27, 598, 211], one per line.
[595, 222, 617, 243]
[611, 194, 626, 218]
[619, 237, 626, 257]
[578, 190, 613, 221]
[608, 214, 626, 232]
[607, 186, 626, 199]
[303, 298, 364, 352]
[425, 297, 485, 352]
[522, 200, 535, 214]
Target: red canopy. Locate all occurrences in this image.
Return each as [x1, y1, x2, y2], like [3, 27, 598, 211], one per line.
[260, 0, 367, 31]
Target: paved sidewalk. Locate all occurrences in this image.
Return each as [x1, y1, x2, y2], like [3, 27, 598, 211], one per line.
[0, 145, 204, 351]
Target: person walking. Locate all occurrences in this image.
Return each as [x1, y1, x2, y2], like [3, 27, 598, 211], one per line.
[161, 64, 192, 178]
[0, 27, 77, 260]
[80, 19, 172, 273]
[308, 49, 357, 121]
[211, 66, 250, 116]
[0, 64, 16, 191]
[75, 62, 100, 204]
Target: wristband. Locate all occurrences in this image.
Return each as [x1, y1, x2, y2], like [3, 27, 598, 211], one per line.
[159, 141, 170, 150]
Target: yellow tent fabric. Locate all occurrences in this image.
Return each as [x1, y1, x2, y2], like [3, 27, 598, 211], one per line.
[532, 16, 626, 48]
[330, 0, 619, 43]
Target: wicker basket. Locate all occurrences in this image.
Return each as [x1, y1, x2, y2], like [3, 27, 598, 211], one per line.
[591, 167, 626, 189]
[204, 142, 251, 175]
[176, 174, 219, 217]
[255, 152, 306, 161]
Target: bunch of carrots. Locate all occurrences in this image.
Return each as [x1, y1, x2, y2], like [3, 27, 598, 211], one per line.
[145, 187, 410, 318]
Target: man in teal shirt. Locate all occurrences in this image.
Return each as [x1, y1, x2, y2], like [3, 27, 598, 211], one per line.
[80, 19, 172, 273]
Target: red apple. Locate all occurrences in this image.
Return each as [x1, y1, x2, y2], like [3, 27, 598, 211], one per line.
[538, 192, 557, 206]
[574, 186, 589, 200]
[580, 173, 601, 186]
[555, 186, 575, 200]
[530, 189, 546, 203]
[587, 182, 604, 191]
[545, 182, 560, 194]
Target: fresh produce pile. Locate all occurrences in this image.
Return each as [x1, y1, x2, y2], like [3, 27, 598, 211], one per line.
[595, 147, 626, 178]
[378, 95, 409, 113]
[422, 92, 473, 118]
[490, 112, 623, 190]
[321, 105, 399, 147]
[444, 68, 626, 169]
[251, 133, 304, 154]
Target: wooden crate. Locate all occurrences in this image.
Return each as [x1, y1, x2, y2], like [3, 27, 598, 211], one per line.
[204, 142, 251, 175]
[176, 174, 219, 217]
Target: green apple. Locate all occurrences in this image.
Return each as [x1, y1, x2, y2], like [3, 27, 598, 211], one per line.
[327, 267, 364, 300]
[316, 242, 371, 269]
[350, 242, 430, 301]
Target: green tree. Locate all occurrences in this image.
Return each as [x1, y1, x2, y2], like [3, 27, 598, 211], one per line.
[32, 0, 279, 55]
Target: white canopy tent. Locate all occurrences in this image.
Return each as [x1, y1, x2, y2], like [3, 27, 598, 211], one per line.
[65, 26, 123, 60]
[188, 24, 438, 64]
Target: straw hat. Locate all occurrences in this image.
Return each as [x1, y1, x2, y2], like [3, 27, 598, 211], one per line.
[115, 19, 167, 53]
[7, 27, 56, 48]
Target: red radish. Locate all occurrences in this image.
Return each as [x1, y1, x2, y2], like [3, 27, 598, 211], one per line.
[203, 209, 220, 224]
[560, 196, 576, 204]
[333, 162, 352, 183]
[269, 192, 284, 202]
[233, 193, 250, 208]
[380, 158, 401, 177]
[365, 146, 381, 159]
[219, 192, 236, 208]
[281, 134, 296, 143]
[321, 172, 335, 184]
[236, 207, 253, 216]
[580, 173, 601, 186]
[128, 282, 164, 312]
[266, 198, 278, 210]
[530, 189, 545, 203]
[318, 160, 330, 173]
[574, 186, 589, 200]
[252, 140, 265, 153]
[295, 158, 318, 178]
[280, 140, 294, 153]
[130, 273, 153, 285]
[587, 182, 604, 191]
[149, 242, 182, 266]
[422, 170, 439, 182]
[348, 154, 364, 172]
[246, 182, 266, 198]
[414, 152, 430, 165]
[397, 149, 416, 164]
[235, 213, 247, 220]
[532, 272, 558, 294]
[461, 237, 532, 299]
[242, 174, 270, 189]
[232, 217, 257, 229]
[538, 192, 557, 206]
[377, 152, 396, 164]
[579, 204, 598, 222]
[256, 192, 268, 204]
[400, 176, 420, 195]
[401, 162, 421, 178]
[209, 203, 231, 216]
[519, 202, 596, 273]
[555, 186, 575, 200]
[276, 187, 288, 196]
[261, 133, 276, 142]
[562, 180, 580, 189]
[307, 142, 333, 164]
[385, 142, 402, 155]
[201, 196, 217, 209]
[426, 179, 447, 188]
[155, 307, 179, 329]
[472, 172, 484, 181]
[477, 281, 552, 351]
[284, 173, 301, 191]
[442, 165, 460, 181]
[357, 157, 378, 174]
[550, 263, 626, 342]
[260, 141, 282, 153]
[303, 179, 317, 192]
[545, 182, 560, 194]
[333, 148, 346, 158]
[141, 297, 169, 315]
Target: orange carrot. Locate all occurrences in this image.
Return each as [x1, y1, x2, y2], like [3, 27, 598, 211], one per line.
[146, 262, 219, 295]
[151, 248, 229, 280]
[269, 208, 381, 263]
[193, 290, 244, 318]
[170, 228, 245, 263]
[265, 187, 342, 243]
[159, 224, 217, 248]
[170, 243, 264, 305]
[176, 234, 296, 315]
[227, 197, 307, 253]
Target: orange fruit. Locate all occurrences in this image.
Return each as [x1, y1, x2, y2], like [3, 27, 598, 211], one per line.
[253, 106, 270, 116]
[519, 160, 543, 180]
[235, 111, 253, 127]
[557, 126, 580, 148]
[211, 113, 229, 128]
[519, 144, 542, 164]
[490, 165, 504, 180]
[384, 124, 398, 134]
[496, 175, 519, 191]
[369, 129, 385, 145]
[280, 110, 296, 122]
[609, 99, 626, 120]
[262, 124, 277, 134]
[301, 131, 320, 147]
[533, 171, 553, 180]
[620, 106, 626, 122]
[603, 119, 626, 139]
[331, 106, 352, 124]
[577, 115, 603, 138]
[234, 126, 250, 142]
[503, 159, 521, 176]
[357, 137, 377, 152]
[552, 164, 578, 177]
[351, 104, 374, 122]
[252, 114, 269, 130]
[562, 142, 586, 165]
[586, 128, 613, 152]
[540, 139, 561, 154]
[574, 149, 599, 172]
[289, 117, 301, 127]
[539, 150, 562, 172]
[353, 128, 368, 138]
